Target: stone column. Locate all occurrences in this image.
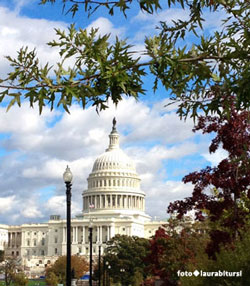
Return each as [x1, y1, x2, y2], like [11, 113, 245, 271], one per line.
[101, 195, 104, 208]
[115, 195, 118, 208]
[21, 232, 25, 247]
[97, 226, 100, 243]
[82, 227, 85, 244]
[110, 224, 115, 238]
[94, 196, 97, 208]
[105, 195, 108, 208]
[74, 227, 76, 243]
[100, 226, 103, 243]
[76, 227, 78, 244]
[107, 226, 110, 241]
[62, 227, 65, 243]
[12, 233, 15, 247]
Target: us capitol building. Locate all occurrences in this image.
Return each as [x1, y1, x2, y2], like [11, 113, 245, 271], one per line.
[0, 119, 164, 276]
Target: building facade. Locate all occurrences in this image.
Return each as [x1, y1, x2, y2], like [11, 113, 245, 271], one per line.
[2, 120, 165, 276]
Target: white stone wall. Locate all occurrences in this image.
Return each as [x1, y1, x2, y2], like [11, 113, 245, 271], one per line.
[0, 225, 8, 251]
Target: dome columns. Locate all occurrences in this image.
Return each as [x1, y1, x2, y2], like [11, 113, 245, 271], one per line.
[83, 193, 145, 212]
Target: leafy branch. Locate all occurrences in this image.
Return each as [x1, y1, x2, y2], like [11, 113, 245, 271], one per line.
[0, 0, 249, 118]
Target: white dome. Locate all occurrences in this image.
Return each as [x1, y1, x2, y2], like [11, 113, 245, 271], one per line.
[82, 119, 146, 216]
[92, 148, 136, 173]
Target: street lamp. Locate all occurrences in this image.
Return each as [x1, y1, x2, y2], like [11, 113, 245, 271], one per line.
[63, 166, 73, 286]
[107, 265, 111, 286]
[120, 268, 125, 286]
[98, 243, 101, 286]
[89, 219, 93, 286]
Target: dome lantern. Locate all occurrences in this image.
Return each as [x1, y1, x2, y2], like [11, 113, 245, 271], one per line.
[106, 117, 119, 151]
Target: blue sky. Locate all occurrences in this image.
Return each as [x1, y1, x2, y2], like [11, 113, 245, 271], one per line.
[0, 0, 227, 225]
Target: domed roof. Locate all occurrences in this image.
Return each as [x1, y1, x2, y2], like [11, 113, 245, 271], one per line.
[92, 148, 136, 172]
[82, 119, 147, 217]
[91, 118, 136, 173]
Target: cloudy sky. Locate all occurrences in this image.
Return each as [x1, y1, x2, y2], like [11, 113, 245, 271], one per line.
[0, 0, 227, 225]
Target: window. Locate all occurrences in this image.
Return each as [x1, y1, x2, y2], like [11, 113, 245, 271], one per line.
[55, 248, 58, 255]
[55, 229, 58, 232]
[33, 239, 37, 246]
[54, 237, 58, 243]
[27, 239, 30, 246]
[42, 238, 45, 246]
[41, 250, 45, 256]
[16, 251, 19, 256]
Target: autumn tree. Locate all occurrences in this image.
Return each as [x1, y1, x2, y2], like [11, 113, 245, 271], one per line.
[168, 102, 250, 257]
[0, 257, 23, 286]
[0, 0, 248, 119]
[45, 271, 59, 286]
[46, 255, 89, 284]
[146, 220, 209, 286]
[103, 234, 150, 285]
[12, 272, 29, 286]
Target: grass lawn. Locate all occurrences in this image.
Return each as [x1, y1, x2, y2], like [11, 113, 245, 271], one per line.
[0, 280, 46, 286]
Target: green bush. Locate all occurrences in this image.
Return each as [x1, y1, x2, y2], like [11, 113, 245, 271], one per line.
[13, 272, 28, 286]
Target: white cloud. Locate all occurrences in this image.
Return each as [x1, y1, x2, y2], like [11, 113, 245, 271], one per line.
[86, 17, 125, 42]
[21, 205, 43, 219]
[0, 196, 16, 213]
[45, 195, 81, 218]
[0, 6, 67, 77]
[0, 96, 211, 224]
[144, 180, 194, 218]
[202, 148, 229, 167]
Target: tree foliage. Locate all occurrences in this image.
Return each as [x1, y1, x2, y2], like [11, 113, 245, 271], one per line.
[146, 221, 209, 285]
[181, 228, 250, 286]
[12, 272, 29, 286]
[103, 234, 150, 285]
[168, 100, 250, 257]
[45, 255, 89, 284]
[45, 271, 59, 286]
[0, 0, 249, 117]
[0, 257, 22, 286]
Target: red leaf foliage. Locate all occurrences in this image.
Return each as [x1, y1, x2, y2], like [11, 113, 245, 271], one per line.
[168, 101, 250, 256]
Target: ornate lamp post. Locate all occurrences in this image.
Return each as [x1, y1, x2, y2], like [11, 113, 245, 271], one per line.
[98, 243, 101, 286]
[89, 219, 93, 286]
[63, 166, 73, 286]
